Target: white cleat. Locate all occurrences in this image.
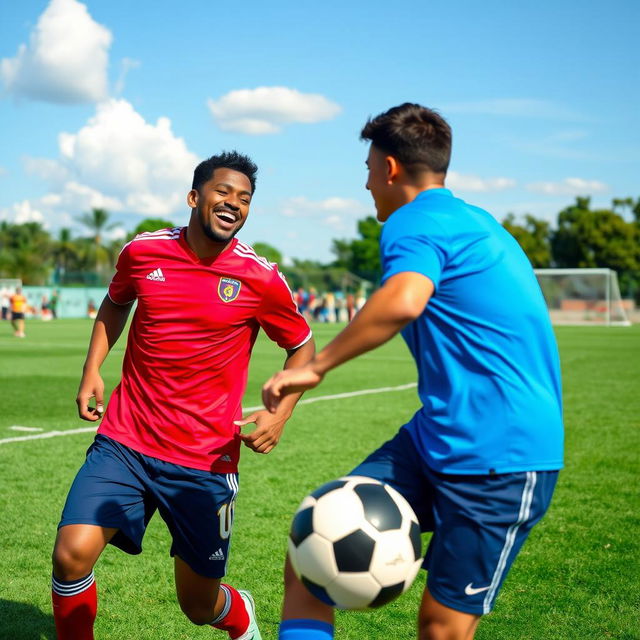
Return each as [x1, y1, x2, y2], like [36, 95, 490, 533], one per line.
[236, 590, 262, 640]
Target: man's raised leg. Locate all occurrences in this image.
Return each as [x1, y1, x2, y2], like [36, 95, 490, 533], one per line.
[174, 554, 261, 639]
[279, 556, 334, 640]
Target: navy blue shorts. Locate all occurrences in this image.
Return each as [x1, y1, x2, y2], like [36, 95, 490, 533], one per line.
[350, 427, 558, 615]
[59, 435, 239, 578]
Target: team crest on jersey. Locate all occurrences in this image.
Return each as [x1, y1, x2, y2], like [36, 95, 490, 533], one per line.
[218, 277, 241, 302]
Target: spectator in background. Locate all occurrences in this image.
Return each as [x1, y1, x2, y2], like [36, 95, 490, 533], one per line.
[41, 295, 53, 321]
[295, 288, 308, 317]
[50, 289, 60, 319]
[335, 293, 348, 323]
[87, 299, 97, 319]
[346, 292, 355, 321]
[308, 288, 318, 321]
[1, 287, 9, 320]
[10, 286, 27, 337]
[324, 292, 336, 323]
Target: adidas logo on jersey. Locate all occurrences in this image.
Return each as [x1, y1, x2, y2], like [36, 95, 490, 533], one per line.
[209, 548, 225, 561]
[146, 268, 165, 282]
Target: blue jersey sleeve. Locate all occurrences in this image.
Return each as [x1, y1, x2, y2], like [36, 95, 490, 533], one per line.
[380, 213, 447, 289]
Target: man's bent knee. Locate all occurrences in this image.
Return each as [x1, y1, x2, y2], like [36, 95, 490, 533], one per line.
[52, 524, 115, 580]
[418, 588, 480, 640]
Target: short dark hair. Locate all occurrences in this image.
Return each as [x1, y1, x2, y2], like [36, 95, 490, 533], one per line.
[192, 150, 258, 193]
[360, 103, 452, 175]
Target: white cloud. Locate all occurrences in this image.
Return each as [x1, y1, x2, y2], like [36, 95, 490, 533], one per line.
[279, 195, 372, 233]
[24, 156, 71, 185]
[9, 99, 198, 230]
[447, 171, 516, 192]
[1, 0, 112, 104]
[281, 196, 371, 218]
[57, 181, 123, 212]
[207, 86, 341, 135]
[1, 200, 45, 224]
[527, 178, 609, 196]
[114, 57, 141, 95]
[26, 98, 198, 219]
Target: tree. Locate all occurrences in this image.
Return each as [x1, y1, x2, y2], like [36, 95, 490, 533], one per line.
[551, 196, 640, 299]
[129, 217, 176, 240]
[0, 221, 54, 284]
[252, 242, 283, 264]
[502, 213, 551, 267]
[52, 228, 81, 283]
[75, 208, 120, 271]
[331, 216, 382, 282]
[551, 197, 639, 270]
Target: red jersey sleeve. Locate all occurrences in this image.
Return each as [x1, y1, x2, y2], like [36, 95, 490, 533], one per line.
[108, 242, 136, 305]
[257, 268, 312, 350]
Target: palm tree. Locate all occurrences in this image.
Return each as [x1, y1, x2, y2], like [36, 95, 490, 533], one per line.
[75, 208, 120, 273]
[52, 227, 80, 284]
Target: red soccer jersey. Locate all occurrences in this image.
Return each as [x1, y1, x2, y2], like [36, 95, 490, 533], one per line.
[98, 227, 312, 472]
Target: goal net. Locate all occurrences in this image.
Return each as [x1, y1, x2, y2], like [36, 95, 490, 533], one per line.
[533, 268, 632, 326]
[0, 278, 22, 296]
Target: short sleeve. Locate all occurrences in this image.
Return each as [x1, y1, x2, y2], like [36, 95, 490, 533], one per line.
[380, 217, 447, 289]
[108, 242, 137, 305]
[256, 268, 312, 350]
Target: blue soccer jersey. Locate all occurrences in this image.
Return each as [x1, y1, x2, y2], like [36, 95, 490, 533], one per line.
[381, 188, 563, 474]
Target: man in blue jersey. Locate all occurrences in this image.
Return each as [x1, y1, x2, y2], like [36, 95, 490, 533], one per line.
[262, 103, 563, 640]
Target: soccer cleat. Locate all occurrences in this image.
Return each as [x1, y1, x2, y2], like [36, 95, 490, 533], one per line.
[237, 590, 262, 640]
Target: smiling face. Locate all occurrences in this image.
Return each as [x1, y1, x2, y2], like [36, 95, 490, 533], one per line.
[187, 168, 252, 244]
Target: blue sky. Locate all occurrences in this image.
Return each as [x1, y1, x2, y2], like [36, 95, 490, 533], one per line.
[1, 0, 638, 263]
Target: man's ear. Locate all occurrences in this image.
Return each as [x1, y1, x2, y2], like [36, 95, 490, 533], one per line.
[385, 155, 400, 183]
[187, 189, 198, 208]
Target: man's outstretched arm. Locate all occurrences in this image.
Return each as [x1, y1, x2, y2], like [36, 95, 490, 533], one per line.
[262, 272, 433, 412]
[237, 337, 316, 454]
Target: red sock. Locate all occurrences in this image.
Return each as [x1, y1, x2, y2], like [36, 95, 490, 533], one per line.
[210, 584, 250, 639]
[51, 572, 97, 640]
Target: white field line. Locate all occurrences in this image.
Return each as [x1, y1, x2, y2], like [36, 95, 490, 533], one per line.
[0, 382, 418, 446]
[9, 426, 43, 432]
[1, 426, 99, 444]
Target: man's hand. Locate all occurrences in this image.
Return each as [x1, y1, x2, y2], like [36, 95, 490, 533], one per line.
[262, 365, 324, 414]
[235, 410, 293, 454]
[76, 369, 105, 422]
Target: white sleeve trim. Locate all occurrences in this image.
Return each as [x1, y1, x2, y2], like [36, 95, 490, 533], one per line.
[107, 291, 136, 306]
[287, 329, 313, 351]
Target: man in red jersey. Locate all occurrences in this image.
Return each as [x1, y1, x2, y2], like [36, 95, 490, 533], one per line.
[51, 151, 314, 640]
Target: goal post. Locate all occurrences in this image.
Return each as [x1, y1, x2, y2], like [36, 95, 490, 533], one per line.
[0, 278, 22, 291]
[533, 268, 632, 327]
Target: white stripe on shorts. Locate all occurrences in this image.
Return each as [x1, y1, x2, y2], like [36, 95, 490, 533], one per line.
[483, 471, 537, 614]
[226, 473, 239, 500]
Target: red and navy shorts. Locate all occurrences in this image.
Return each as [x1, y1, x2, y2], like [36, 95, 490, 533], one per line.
[59, 435, 239, 578]
[350, 427, 559, 615]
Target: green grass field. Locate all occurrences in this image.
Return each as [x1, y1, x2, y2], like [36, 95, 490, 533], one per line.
[1, 319, 639, 639]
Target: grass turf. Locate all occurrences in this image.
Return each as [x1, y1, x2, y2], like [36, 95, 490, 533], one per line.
[0, 319, 638, 639]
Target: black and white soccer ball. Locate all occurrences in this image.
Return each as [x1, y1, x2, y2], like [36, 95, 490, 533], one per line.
[288, 476, 422, 610]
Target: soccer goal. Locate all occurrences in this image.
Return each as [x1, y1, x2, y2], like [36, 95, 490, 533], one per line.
[0, 278, 22, 290]
[533, 268, 632, 326]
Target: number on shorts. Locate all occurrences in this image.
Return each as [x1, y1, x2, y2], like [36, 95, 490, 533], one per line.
[217, 500, 235, 540]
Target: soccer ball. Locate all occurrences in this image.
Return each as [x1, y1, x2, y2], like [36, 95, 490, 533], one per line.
[288, 476, 422, 610]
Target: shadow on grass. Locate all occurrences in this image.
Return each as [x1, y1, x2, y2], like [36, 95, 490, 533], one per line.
[0, 599, 56, 639]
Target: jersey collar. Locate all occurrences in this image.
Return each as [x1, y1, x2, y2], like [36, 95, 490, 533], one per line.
[178, 228, 239, 265]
